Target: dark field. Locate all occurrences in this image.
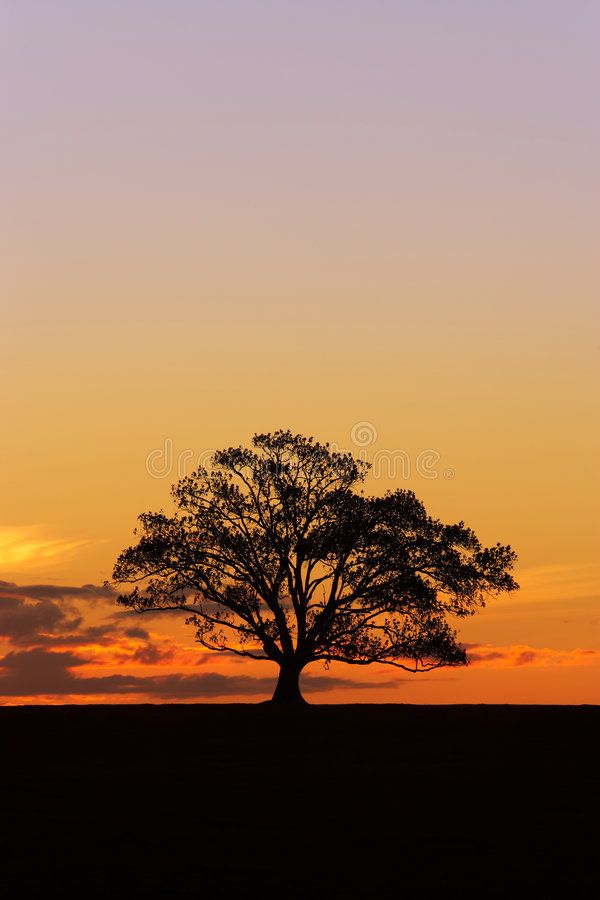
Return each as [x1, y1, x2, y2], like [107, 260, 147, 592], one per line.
[1, 704, 598, 897]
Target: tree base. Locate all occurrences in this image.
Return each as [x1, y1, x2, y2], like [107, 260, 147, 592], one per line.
[269, 665, 308, 705]
[263, 695, 310, 707]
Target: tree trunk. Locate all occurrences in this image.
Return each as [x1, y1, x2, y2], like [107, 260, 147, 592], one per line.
[270, 662, 307, 705]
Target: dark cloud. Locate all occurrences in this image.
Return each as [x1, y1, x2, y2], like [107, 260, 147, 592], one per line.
[123, 626, 150, 640]
[0, 648, 88, 695]
[127, 644, 175, 665]
[0, 582, 118, 645]
[111, 607, 194, 622]
[37, 624, 120, 647]
[0, 595, 82, 644]
[463, 644, 508, 663]
[0, 582, 116, 602]
[0, 648, 397, 699]
[0, 582, 408, 700]
[0, 583, 145, 650]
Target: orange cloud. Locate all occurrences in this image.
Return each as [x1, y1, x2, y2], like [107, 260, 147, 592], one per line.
[465, 643, 599, 668]
[84, 632, 202, 668]
[0, 527, 87, 569]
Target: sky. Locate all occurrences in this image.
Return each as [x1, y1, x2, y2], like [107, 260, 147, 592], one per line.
[1, 1, 599, 704]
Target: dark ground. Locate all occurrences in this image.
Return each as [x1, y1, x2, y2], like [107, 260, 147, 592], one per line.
[1, 704, 598, 897]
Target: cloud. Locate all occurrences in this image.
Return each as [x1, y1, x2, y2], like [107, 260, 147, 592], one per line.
[123, 626, 150, 640]
[464, 643, 599, 668]
[0, 580, 421, 702]
[123, 643, 177, 665]
[0, 528, 88, 568]
[0, 582, 118, 646]
[0, 594, 83, 644]
[0, 648, 395, 699]
[0, 582, 180, 668]
[7, 583, 596, 704]
[0, 581, 115, 602]
[501, 562, 600, 606]
[36, 625, 120, 647]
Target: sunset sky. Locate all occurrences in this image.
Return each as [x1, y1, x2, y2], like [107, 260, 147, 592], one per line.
[2, 1, 598, 704]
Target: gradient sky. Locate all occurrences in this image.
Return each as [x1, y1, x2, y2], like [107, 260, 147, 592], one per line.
[2, 1, 599, 704]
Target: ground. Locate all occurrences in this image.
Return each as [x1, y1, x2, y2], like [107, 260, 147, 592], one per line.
[0, 704, 597, 897]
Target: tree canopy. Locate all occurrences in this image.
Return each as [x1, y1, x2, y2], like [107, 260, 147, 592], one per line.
[113, 431, 518, 703]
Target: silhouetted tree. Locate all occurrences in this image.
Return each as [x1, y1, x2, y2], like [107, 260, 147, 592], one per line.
[113, 431, 518, 704]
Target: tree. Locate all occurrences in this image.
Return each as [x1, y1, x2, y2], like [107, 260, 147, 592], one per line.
[112, 431, 518, 704]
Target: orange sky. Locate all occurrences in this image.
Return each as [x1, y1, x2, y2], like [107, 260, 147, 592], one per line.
[1, 2, 598, 704]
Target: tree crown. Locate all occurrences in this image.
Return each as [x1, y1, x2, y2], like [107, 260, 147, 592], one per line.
[113, 430, 518, 681]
